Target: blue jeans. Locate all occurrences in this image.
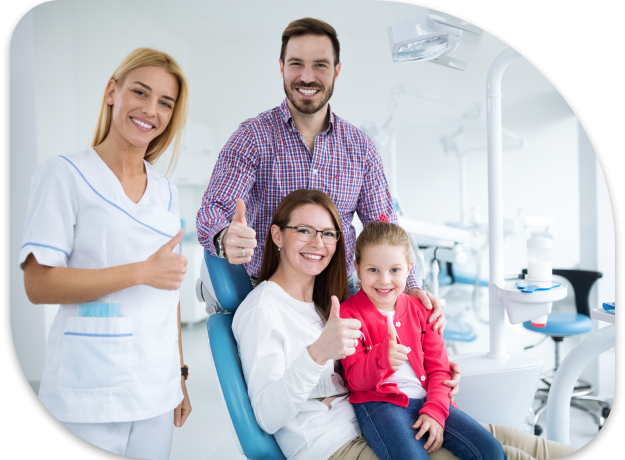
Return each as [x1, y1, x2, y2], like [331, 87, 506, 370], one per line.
[354, 399, 506, 460]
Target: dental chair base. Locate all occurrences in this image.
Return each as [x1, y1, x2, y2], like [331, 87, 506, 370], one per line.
[546, 325, 615, 444]
[450, 353, 543, 432]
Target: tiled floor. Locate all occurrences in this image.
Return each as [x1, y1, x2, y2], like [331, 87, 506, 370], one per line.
[173, 284, 611, 459]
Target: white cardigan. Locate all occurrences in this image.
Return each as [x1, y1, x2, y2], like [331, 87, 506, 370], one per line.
[232, 281, 360, 460]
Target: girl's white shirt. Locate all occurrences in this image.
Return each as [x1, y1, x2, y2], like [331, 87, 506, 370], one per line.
[232, 281, 360, 460]
[19, 149, 183, 423]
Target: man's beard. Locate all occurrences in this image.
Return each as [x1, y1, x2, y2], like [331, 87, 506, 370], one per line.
[283, 78, 335, 115]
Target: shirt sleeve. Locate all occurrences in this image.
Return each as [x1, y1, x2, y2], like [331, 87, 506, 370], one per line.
[233, 305, 328, 435]
[418, 307, 453, 428]
[19, 156, 78, 269]
[356, 138, 420, 289]
[340, 305, 394, 392]
[341, 335, 394, 392]
[196, 123, 259, 255]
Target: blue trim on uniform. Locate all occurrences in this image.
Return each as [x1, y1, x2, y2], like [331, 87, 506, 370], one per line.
[166, 177, 172, 212]
[21, 242, 69, 258]
[60, 156, 174, 239]
[64, 332, 133, 338]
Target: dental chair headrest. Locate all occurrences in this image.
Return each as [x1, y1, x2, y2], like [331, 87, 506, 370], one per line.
[204, 249, 253, 313]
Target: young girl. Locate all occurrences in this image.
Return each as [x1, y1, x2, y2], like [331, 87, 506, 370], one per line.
[340, 220, 506, 460]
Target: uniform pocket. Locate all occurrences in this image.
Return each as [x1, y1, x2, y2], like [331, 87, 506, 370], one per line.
[57, 316, 133, 391]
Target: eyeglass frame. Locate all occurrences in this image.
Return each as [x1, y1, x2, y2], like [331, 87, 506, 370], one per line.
[280, 225, 341, 245]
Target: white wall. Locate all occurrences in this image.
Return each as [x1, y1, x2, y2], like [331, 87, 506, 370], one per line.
[12, 0, 612, 388]
[10, 9, 47, 384]
[26, 0, 587, 267]
[186, 0, 580, 275]
[13, 0, 196, 384]
[578, 122, 616, 397]
[31, 0, 191, 162]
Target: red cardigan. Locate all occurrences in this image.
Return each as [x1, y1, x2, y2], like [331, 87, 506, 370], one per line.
[340, 289, 458, 429]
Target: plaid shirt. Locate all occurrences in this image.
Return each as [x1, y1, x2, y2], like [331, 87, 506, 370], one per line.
[196, 99, 419, 289]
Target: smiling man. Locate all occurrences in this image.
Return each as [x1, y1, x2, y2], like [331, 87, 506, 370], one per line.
[196, 17, 444, 324]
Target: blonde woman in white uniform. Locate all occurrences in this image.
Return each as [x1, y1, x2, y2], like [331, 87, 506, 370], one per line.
[20, 48, 191, 460]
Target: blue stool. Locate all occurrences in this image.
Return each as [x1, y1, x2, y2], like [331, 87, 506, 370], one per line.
[202, 251, 285, 460]
[522, 269, 611, 434]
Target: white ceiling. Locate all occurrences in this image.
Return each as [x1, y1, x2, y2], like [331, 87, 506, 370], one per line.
[121, 0, 570, 116]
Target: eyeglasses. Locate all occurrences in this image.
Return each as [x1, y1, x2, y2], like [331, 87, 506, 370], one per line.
[280, 225, 341, 245]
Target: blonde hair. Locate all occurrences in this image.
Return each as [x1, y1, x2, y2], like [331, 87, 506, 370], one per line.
[91, 48, 189, 174]
[355, 222, 412, 266]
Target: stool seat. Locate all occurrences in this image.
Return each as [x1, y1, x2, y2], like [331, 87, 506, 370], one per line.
[523, 313, 593, 336]
[453, 272, 489, 287]
[443, 317, 477, 342]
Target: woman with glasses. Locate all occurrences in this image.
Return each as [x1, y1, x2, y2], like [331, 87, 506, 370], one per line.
[232, 188, 578, 460]
[233, 188, 367, 460]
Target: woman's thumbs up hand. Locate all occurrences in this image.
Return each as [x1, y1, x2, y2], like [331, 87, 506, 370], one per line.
[222, 199, 257, 264]
[141, 229, 188, 290]
[388, 324, 410, 371]
[308, 296, 362, 365]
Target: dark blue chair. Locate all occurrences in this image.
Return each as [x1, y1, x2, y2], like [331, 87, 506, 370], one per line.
[522, 269, 610, 434]
[203, 250, 286, 460]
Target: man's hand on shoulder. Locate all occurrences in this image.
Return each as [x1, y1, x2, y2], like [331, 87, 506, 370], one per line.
[406, 288, 446, 334]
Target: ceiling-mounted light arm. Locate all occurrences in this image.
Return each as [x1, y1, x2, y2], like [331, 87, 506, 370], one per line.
[427, 9, 484, 35]
[430, 55, 467, 71]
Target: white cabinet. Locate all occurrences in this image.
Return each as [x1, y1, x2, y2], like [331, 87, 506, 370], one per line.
[180, 242, 208, 324]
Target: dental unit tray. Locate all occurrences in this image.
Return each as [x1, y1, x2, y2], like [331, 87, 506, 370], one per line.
[495, 280, 567, 325]
[602, 302, 615, 313]
[516, 280, 562, 293]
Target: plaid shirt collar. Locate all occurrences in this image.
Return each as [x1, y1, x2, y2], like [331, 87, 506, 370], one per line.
[278, 98, 336, 134]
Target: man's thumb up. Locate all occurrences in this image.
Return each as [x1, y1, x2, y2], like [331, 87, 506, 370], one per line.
[329, 295, 341, 320]
[232, 198, 247, 226]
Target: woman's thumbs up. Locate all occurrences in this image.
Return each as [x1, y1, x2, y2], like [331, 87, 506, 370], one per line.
[307, 296, 362, 365]
[142, 230, 188, 290]
[329, 295, 341, 319]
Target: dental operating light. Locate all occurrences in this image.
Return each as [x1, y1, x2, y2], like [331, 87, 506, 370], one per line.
[387, 10, 482, 71]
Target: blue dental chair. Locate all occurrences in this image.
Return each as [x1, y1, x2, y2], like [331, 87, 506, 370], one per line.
[202, 250, 286, 460]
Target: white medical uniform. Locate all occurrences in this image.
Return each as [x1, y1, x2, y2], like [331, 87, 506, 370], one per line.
[20, 149, 183, 455]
